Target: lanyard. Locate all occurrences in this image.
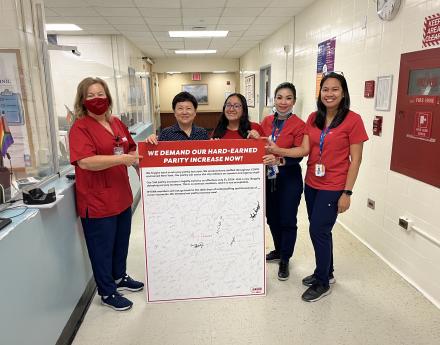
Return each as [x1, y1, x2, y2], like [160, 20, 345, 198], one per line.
[319, 127, 331, 159]
[271, 115, 290, 142]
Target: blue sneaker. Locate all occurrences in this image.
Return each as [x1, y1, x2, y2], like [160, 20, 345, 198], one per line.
[116, 274, 144, 292]
[101, 292, 133, 311]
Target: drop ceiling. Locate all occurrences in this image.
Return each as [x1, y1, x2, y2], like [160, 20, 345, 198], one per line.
[44, 0, 316, 58]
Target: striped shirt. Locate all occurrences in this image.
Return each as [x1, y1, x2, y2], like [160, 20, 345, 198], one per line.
[158, 123, 209, 141]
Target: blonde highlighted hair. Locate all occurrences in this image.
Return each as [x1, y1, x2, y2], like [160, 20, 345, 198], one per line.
[73, 77, 113, 120]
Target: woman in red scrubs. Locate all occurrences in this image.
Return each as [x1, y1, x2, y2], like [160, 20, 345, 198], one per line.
[267, 72, 368, 302]
[69, 77, 143, 311]
[211, 93, 263, 139]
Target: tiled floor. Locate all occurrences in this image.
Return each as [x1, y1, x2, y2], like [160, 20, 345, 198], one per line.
[72, 203, 440, 345]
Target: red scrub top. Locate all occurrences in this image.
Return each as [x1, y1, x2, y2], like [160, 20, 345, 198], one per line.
[69, 115, 137, 218]
[260, 114, 305, 149]
[220, 122, 264, 139]
[304, 110, 369, 191]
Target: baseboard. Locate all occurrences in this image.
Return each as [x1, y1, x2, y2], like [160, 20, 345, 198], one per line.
[56, 278, 96, 345]
[337, 220, 440, 309]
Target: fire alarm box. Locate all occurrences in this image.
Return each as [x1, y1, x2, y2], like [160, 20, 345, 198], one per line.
[390, 48, 440, 187]
[373, 116, 383, 136]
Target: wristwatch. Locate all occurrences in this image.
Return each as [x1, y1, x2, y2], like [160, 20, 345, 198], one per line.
[343, 190, 353, 196]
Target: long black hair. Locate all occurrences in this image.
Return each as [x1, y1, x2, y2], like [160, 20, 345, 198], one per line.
[212, 93, 251, 139]
[315, 72, 350, 130]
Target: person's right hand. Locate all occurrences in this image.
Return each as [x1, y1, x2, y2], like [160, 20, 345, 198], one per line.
[146, 134, 158, 145]
[247, 130, 261, 139]
[265, 138, 280, 155]
[120, 154, 143, 167]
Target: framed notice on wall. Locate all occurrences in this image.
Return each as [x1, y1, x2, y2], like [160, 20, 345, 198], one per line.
[182, 84, 208, 104]
[245, 74, 255, 107]
[375, 75, 393, 111]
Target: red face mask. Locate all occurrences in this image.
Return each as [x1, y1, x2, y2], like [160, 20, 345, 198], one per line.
[83, 97, 109, 115]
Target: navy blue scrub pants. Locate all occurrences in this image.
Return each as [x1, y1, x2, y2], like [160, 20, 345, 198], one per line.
[266, 164, 303, 262]
[304, 184, 342, 287]
[81, 206, 132, 296]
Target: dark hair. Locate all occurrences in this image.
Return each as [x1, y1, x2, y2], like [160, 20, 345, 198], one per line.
[172, 91, 198, 110]
[274, 82, 296, 99]
[212, 93, 251, 139]
[315, 72, 350, 130]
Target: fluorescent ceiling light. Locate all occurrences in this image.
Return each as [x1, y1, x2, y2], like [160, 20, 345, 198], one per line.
[169, 31, 228, 38]
[175, 50, 216, 54]
[213, 71, 227, 73]
[45, 24, 82, 31]
[167, 71, 181, 74]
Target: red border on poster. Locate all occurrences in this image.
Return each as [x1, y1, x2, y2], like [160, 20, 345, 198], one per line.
[138, 139, 266, 168]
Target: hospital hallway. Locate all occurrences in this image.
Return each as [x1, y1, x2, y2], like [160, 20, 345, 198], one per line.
[72, 201, 440, 345]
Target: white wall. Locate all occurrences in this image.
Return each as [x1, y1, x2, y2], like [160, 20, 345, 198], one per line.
[240, 0, 440, 307]
[152, 57, 239, 73]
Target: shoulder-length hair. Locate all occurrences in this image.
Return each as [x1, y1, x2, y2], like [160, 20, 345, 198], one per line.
[74, 77, 113, 121]
[212, 93, 251, 139]
[315, 72, 350, 130]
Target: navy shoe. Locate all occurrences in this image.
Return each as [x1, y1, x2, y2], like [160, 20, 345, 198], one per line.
[301, 283, 331, 302]
[101, 292, 133, 311]
[266, 250, 281, 262]
[277, 260, 289, 281]
[302, 273, 336, 287]
[116, 274, 144, 292]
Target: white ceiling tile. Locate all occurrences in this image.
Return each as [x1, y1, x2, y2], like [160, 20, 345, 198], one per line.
[44, 8, 60, 16]
[80, 29, 120, 34]
[59, 16, 109, 24]
[226, 0, 271, 7]
[253, 16, 292, 24]
[144, 17, 182, 25]
[222, 8, 264, 17]
[149, 24, 184, 31]
[181, 0, 226, 8]
[216, 24, 250, 31]
[270, 0, 315, 7]
[184, 39, 212, 49]
[134, 0, 180, 8]
[50, 7, 100, 16]
[183, 25, 216, 30]
[95, 8, 140, 17]
[122, 31, 154, 39]
[88, 0, 135, 7]
[76, 24, 116, 31]
[160, 42, 185, 49]
[227, 31, 245, 37]
[182, 17, 219, 25]
[218, 17, 254, 25]
[113, 24, 148, 32]
[259, 7, 300, 17]
[44, 0, 89, 7]
[152, 32, 182, 39]
[181, 9, 223, 17]
[106, 16, 145, 25]
[138, 8, 181, 17]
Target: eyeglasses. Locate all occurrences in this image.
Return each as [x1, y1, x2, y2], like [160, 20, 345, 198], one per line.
[225, 103, 242, 110]
[322, 71, 344, 77]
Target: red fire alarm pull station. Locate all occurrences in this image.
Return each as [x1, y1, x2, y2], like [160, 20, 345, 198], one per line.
[373, 116, 383, 136]
[364, 80, 375, 98]
[390, 48, 440, 187]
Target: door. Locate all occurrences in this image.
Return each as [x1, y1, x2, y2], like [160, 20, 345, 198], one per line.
[390, 48, 440, 187]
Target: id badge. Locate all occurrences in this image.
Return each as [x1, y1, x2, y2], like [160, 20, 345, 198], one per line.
[113, 146, 124, 155]
[315, 163, 325, 177]
[267, 165, 278, 179]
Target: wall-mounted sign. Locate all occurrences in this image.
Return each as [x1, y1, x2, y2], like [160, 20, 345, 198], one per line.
[315, 37, 336, 97]
[423, 13, 440, 48]
[364, 80, 375, 98]
[409, 96, 440, 105]
[373, 115, 383, 136]
[413, 111, 433, 139]
[192, 72, 201, 81]
[375, 75, 393, 111]
[244, 74, 255, 107]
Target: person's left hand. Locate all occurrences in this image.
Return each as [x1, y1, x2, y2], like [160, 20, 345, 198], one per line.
[247, 130, 261, 139]
[338, 193, 351, 213]
[265, 139, 280, 155]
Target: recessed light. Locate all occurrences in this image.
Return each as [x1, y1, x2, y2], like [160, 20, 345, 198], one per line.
[167, 71, 182, 74]
[45, 24, 82, 31]
[169, 31, 228, 38]
[175, 50, 216, 54]
[213, 71, 227, 73]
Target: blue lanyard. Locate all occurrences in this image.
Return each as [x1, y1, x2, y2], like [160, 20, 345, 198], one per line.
[319, 127, 331, 159]
[271, 115, 289, 143]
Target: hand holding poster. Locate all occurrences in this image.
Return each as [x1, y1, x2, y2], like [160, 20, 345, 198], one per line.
[138, 139, 266, 302]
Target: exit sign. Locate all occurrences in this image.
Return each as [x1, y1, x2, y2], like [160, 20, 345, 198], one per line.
[192, 73, 201, 81]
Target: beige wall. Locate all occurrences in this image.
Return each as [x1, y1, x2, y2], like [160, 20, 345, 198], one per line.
[152, 57, 239, 73]
[157, 72, 239, 113]
[239, 0, 440, 307]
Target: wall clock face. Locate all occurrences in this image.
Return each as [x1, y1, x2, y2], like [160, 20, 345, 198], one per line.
[377, 0, 401, 21]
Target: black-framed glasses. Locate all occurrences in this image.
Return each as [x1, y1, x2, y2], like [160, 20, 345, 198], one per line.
[225, 103, 242, 110]
[322, 70, 344, 77]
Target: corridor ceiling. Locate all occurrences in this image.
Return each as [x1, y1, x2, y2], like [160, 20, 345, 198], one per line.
[44, 0, 315, 58]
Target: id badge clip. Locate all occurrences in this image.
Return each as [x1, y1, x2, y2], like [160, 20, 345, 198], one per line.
[267, 165, 278, 179]
[113, 145, 124, 155]
[315, 164, 325, 177]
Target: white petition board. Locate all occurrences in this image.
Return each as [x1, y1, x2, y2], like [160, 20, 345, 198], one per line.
[139, 140, 266, 302]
